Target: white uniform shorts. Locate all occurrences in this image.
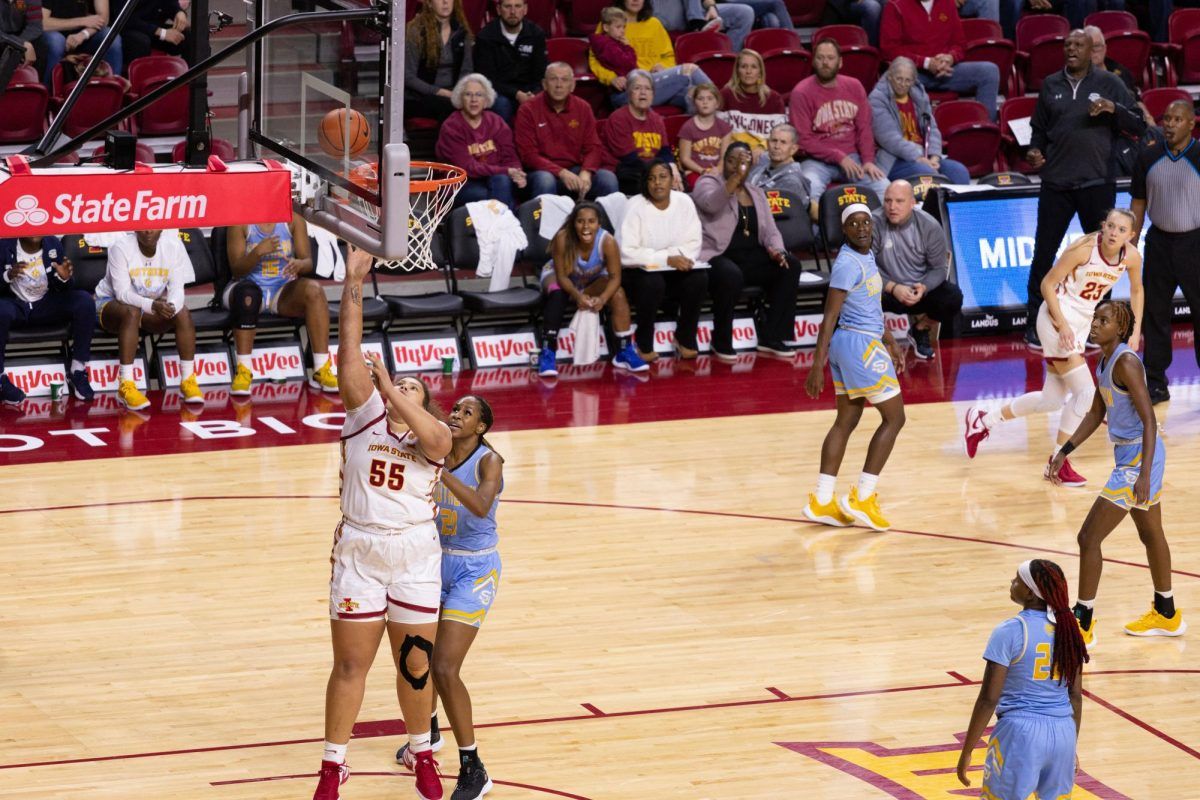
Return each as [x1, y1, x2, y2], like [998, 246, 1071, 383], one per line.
[328, 519, 441, 624]
[1036, 302, 1092, 361]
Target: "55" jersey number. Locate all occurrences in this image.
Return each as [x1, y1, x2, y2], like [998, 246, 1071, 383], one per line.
[368, 459, 406, 490]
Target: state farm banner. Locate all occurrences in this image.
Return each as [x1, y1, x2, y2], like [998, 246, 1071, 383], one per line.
[387, 330, 461, 373]
[328, 336, 388, 375]
[469, 328, 539, 368]
[157, 348, 232, 387]
[0, 158, 292, 237]
[236, 343, 307, 381]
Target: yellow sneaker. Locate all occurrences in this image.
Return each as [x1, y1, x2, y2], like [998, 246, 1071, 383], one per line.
[839, 487, 891, 531]
[1078, 617, 1097, 649]
[231, 363, 253, 396]
[310, 358, 339, 393]
[802, 493, 854, 527]
[1124, 606, 1187, 638]
[179, 373, 205, 404]
[117, 379, 150, 411]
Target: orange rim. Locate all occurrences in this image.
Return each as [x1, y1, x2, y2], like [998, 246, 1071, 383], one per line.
[347, 160, 467, 194]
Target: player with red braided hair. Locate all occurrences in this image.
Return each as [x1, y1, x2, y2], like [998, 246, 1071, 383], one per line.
[956, 559, 1088, 800]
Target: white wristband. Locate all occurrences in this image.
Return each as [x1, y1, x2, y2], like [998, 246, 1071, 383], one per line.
[157, 27, 169, 40]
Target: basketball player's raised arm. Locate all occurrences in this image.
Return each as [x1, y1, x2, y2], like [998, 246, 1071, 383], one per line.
[367, 355, 452, 459]
[441, 452, 502, 518]
[1040, 236, 1092, 349]
[1126, 251, 1144, 351]
[804, 288, 847, 399]
[338, 244, 374, 410]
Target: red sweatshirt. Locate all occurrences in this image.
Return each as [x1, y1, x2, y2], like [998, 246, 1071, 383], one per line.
[788, 75, 875, 165]
[588, 32, 638, 77]
[880, 0, 966, 66]
[434, 110, 519, 178]
[600, 105, 671, 170]
[514, 93, 605, 174]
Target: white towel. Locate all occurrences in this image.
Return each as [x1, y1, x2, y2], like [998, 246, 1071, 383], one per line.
[595, 192, 628, 236]
[569, 308, 601, 365]
[537, 194, 576, 240]
[310, 225, 346, 281]
[466, 199, 527, 292]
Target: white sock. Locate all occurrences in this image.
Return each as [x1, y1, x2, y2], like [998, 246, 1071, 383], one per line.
[180, 359, 194, 379]
[314, 352, 330, 368]
[70, 360, 85, 373]
[236, 352, 251, 367]
[1156, 590, 1174, 599]
[322, 741, 347, 765]
[119, 363, 134, 382]
[459, 742, 477, 751]
[857, 472, 879, 498]
[1075, 597, 1095, 608]
[816, 473, 836, 504]
[408, 731, 432, 754]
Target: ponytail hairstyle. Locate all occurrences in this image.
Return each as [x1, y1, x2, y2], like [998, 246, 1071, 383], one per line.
[1096, 299, 1135, 343]
[459, 394, 504, 462]
[1029, 559, 1089, 688]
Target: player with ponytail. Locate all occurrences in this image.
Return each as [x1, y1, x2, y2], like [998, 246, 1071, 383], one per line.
[956, 559, 1087, 799]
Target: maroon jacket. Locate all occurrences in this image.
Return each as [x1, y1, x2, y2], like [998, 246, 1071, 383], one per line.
[514, 93, 605, 174]
[434, 110, 519, 178]
[588, 31, 638, 77]
[880, 0, 966, 65]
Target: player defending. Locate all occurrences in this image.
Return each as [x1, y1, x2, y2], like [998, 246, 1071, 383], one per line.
[956, 560, 1087, 800]
[965, 210, 1143, 487]
[1048, 300, 1185, 646]
[803, 204, 905, 531]
[313, 245, 452, 800]
[397, 395, 503, 800]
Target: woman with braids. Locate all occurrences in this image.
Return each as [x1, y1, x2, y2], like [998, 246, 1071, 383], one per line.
[1048, 300, 1186, 646]
[313, 245, 452, 800]
[404, 0, 474, 122]
[956, 559, 1088, 799]
[396, 395, 503, 800]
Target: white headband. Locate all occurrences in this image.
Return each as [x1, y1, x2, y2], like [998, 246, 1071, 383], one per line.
[841, 203, 871, 224]
[1018, 560, 1056, 623]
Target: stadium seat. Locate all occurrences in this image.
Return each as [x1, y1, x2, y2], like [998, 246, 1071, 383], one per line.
[516, 197, 551, 269]
[784, 0, 826, 26]
[525, 0, 566, 36]
[817, 184, 881, 252]
[547, 37, 591, 76]
[1142, 86, 1192, 122]
[127, 54, 187, 90]
[383, 221, 465, 321]
[130, 74, 189, 136]
[935, 99, 1002, 177]
[448, 207, 542, 322]
[1159, 9, 1200, 86]
[1105, 30, 1153, 89]
[908, 173, 951, 202]
[1084, 9, 1138, 34]
[0, 82, 49, 144]
[997, 95, 1040, 173]
[663, 113, 689, 150]
[569, 0, 609, 35]
[573, 77, 610, 117]
[52, 76, 127, 139]
[765, 188, 819, 260]
[743, 28, 803, 55]
[674, 30, 733, 63]
[692, 51, 737, 88]
[811, 24, 869, 47]
[762, 49, 812, 94]
[172, 138, 237, 162]
[977, 170, 1034, 186]
[961, 19, 1018, 97]
[460, 0, 490, 35]
[1015, 14, 1069, 92]
[7, 64, 38, 85]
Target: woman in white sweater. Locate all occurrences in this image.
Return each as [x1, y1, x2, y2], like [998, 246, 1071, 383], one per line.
[619, 161, 706, 360]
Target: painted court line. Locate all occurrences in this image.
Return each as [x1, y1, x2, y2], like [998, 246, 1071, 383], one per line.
[210, 771, 594, 798]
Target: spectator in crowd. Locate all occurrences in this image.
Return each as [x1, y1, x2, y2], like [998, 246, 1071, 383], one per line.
[677, 83, 733, 188]
[96, 230, 203, 410]
[515, 62, 618, 199]
[0, 0, 43, 70]
[1085, 24, 1152, 123]
[720, 49, 787, 156]
[880, 0, 1001, 120]
[404, 0, 473, 122]
[0, 235, 95, 404]
[40, 0, 121, 85]
[1130, 100, 1200, 405]
[791, 39, 889, 217]
[652, 0, 753, 50]
[620, 161, 707, 361]
[472, 0, 545, 123]
[871, 180, 964, 359]
[869, 57, 972, 185]
[435, 73, 525, 209]
[589, 2, 710, 114]
[1024, 30, 1144, 349]
[535, 201, 648, 377]
[695, 142, 801, 360]
[224, 214, 335, 397]
[739, 0, 796, 30]
[827, 0, 883, 45]
[117, 0, 188, 64]
[601, 69, 682, 194]
[1001, 0, 1104, 37]
[747, 122, 811, 208]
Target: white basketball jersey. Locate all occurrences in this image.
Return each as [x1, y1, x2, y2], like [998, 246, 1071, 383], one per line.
[1055, 237, 1129, 317]
[339, 391, 444, 533]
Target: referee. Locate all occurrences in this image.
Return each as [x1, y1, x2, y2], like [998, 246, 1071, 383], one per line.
[1130, 99, 1200, 406]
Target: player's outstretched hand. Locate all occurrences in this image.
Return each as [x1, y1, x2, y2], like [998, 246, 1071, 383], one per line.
[804, 366, 824, 399]
[366, 353, 391, 388]
[345, 243, 374, 283]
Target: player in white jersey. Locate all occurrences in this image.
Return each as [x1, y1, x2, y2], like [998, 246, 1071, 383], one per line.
[964, 209, 1143, 486]
[313, 245, 452, 800]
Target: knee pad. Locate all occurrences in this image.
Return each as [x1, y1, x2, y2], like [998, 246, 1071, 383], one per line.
[228, 281, 263, 330]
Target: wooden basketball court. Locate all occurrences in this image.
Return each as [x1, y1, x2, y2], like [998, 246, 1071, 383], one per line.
[2, 354, 1198, 799]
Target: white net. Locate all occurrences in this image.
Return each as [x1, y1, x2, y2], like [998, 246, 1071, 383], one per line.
[347, 161, 466, 272]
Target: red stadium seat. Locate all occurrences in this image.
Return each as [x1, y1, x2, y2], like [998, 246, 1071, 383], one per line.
[961, 22, 1018, 97]
[7, 64, 38, 85]
[935, 100, 1002, 177]
[525, 0, 566, 36]
[1015, 14, 1069, 91]
[1142, 87, 1191, 122]
[1084, 9, 1138, 34]
[743, 28, 803, 55]
[0, 82, 49, 143]
[693, 51, 738, 88]
[961, 17, 1003, 42]
[1158, 9, 1200, 86]
[785, 0, 826, 26]
[762, 49, 812, 94]
[569, 0, 609, 35]
[127, 54, 187, 90]
[52, 77, 126, 139]
[547, 37, 591, 76]
[664, 113, 689, 150]
[997, 95, 1040, 173]
[573, 77, 610, 118]
[811, 24, 869, 48]
[132, 75, 189, 135]
[460, 0, 489, 34]
[674, 30, 733, 63]
[1104, 30, 1152, 89]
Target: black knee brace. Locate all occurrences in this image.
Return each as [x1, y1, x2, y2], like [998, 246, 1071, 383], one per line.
[228, 280, 263, 330]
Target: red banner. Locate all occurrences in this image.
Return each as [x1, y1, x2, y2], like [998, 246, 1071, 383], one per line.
[0, 159, 293, 237]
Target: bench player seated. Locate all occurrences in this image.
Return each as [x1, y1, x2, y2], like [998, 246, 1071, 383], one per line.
[224, 214, 336, 396]
[95, 230, 204, 410]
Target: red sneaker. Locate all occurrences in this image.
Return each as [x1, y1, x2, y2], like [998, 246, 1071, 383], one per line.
[1047, 455, 1087, 487]
[312, 760, 349, 800]
[413, 749, 444, 800]
[963, 407, 990, 459]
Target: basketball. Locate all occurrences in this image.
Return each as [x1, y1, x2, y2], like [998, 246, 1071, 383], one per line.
[318, 108, 370, 158]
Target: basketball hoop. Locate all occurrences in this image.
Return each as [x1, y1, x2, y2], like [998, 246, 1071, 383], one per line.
[347, 160, 466, 271]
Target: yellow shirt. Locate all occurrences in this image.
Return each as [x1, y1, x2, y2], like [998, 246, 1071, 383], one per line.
[588, 18, 676, 85]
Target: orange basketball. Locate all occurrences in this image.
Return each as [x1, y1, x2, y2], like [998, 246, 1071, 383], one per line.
[318, 108, 370, 158]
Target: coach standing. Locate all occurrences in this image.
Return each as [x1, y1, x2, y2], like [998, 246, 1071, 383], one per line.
[1024, 30, 1145, 350]
[1130, 100, 1200, 406]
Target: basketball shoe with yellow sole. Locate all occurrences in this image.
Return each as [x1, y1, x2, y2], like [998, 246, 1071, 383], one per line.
[231, 363, 253, 396]
[310, 359, 339, 393]
[118, 379, 150, 411]
[180, 373, 205, 404]
[1124, 606, 1187, 637]
[802, 494, 854, 527]
[1078, 617, 1097, 649]
[839, 487, 891, 531]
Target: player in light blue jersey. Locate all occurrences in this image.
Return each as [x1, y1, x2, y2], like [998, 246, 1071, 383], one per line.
[1049, 301, 1185, 646]
[804, 203, 905, 532]
[957, 559, 1088, 800]
[396, 394, 502, 800]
